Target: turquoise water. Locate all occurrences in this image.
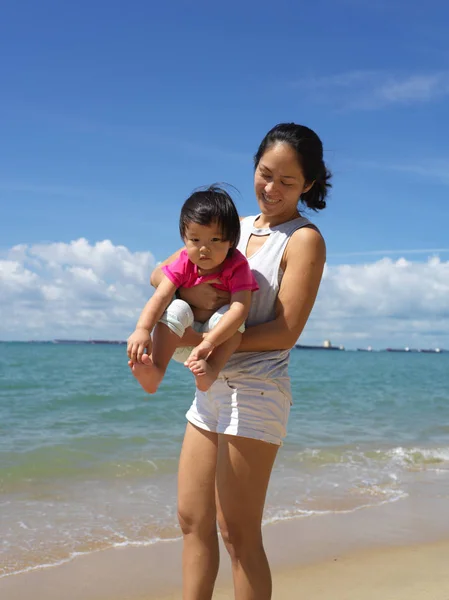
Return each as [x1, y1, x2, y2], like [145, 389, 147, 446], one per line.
[1, 342, 449, 577]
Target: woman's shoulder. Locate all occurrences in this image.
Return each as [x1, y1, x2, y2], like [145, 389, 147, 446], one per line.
[285, 224, 326, 263]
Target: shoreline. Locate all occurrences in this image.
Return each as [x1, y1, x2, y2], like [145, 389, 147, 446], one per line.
[1, 491, 449, 600]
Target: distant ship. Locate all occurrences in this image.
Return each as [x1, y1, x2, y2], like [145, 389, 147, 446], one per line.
[419, 348, 442, 353]
[385, 347, 444, 353]
[295, 339, 344, 351]
[386, 347, 418, 353]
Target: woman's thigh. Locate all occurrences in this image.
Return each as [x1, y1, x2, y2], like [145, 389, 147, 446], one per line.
[177, 423, 219, 530]
[215, 434, 279, 538]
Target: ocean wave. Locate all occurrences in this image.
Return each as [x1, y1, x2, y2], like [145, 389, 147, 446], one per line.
[290, 444, 449, 469]
[263, 488, 408, 525]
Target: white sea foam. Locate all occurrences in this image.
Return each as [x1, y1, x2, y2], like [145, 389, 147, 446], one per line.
[262, 490, 409, 526]
[0, 536, 183, 580]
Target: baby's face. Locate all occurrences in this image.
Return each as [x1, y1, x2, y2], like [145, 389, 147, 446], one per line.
[183, 221, 232, 273]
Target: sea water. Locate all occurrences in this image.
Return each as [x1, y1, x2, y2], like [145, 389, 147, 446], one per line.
[1, 342, 448, 577]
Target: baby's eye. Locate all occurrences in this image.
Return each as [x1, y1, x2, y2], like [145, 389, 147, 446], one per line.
[211, 238, 222, 242]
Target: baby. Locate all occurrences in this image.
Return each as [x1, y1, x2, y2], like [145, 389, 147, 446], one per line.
[127, 185, 258, 393]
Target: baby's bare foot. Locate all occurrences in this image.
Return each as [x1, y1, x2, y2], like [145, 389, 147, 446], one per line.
[128, 354, 164, 394]
[188, 359, 218, 392]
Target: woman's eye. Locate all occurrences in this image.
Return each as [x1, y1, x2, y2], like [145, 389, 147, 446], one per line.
[282, 182, 293, 187]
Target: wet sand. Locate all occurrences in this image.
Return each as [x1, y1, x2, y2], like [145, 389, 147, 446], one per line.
[1, 493, 449, 599]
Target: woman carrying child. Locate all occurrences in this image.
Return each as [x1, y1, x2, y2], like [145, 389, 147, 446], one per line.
[134, 122, 330, 600]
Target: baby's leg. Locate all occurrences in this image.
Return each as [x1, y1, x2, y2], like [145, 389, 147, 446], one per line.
[189, 331, 242, 392]
[188, 304, 245, 392]
[129, 323, 179, 393]
[129, 299, 194, 394]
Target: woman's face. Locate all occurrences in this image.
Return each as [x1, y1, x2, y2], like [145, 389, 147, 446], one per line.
[254, 142, 312, 224]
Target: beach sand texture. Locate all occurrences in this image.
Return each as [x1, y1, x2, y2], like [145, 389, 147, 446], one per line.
[1, 495, 449, 599]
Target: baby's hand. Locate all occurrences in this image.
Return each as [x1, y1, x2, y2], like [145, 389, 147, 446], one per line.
[184, 339, 215, 366]
[127, 328, 152, 363]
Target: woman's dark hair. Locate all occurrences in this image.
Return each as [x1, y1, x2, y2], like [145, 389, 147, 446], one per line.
[254, 123, 332, 211]
[179, 184, 240, 252]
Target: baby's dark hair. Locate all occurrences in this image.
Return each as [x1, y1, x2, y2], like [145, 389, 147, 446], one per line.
[254, 123, 332, 211]
[179, 184, 240, 251]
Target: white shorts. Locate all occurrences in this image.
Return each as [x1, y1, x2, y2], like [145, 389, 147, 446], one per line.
[186, 375, 292, 446]
[159, 299, 245, 364]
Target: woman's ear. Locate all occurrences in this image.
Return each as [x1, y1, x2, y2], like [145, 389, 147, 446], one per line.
[303, 180, 315, 195]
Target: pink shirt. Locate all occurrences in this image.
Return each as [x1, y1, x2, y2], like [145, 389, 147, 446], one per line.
[162, 249, 259, 294]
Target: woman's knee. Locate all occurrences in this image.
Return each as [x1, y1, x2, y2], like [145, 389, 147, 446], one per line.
[217, 513, 262, 560]
[177, 503, 217, 537]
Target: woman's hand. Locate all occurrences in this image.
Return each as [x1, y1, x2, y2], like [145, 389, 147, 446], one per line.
[178, 283, 230, 311]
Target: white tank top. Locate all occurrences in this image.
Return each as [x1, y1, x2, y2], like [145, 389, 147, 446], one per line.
[222, 213, 315, 388]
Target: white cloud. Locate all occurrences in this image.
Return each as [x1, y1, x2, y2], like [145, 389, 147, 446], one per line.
[0, 239, 155, 341]
[300, 70, 449, 110]
[303, 256, 449, 349]
[1, 241, 448, 349]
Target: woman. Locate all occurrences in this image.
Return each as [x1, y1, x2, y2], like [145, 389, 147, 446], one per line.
[150, 123, 331, 599]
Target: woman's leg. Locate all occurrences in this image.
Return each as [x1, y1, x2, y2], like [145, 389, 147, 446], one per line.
[178, 423, 220, 600]
[215, 434, 279, 600]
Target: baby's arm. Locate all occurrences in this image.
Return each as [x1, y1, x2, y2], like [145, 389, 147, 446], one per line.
[127, 276, 177, 363]
[187, 290, 251, 361]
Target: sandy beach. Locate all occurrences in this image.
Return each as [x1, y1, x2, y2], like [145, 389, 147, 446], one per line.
[1, 492, 449, 600]
[156, 541, 449, 600]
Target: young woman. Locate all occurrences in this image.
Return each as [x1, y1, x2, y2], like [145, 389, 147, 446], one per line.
[150, 123, 331, 599]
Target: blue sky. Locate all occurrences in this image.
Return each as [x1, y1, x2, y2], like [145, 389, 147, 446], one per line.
[1, 0, 449, 347]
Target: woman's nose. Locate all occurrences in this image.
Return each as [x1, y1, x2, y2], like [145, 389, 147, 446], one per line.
[265, 181, 277, 195]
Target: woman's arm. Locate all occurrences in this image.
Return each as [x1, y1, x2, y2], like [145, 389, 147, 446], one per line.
[238, 227, 326, 352]
[150, 248, 183, 288]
